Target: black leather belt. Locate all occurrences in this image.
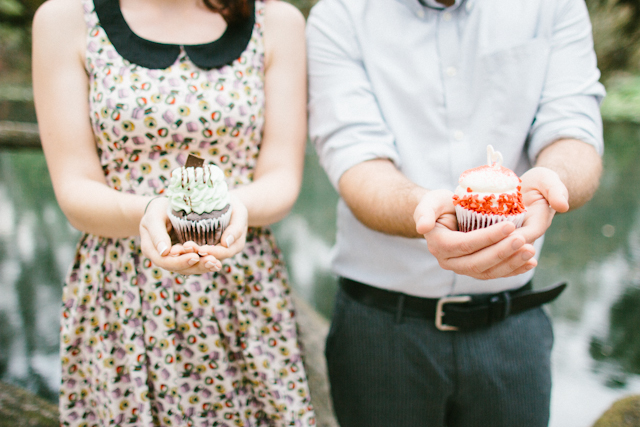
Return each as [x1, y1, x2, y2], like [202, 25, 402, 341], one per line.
[339, 277, 567, 331]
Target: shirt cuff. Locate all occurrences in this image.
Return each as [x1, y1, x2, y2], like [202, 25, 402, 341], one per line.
[315, 138, 401, 190]
[528, 123, 604, 163]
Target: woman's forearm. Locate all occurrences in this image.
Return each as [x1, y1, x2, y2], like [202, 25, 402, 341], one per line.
[55, 179, 152, 237]
[232, 168, 302, 227]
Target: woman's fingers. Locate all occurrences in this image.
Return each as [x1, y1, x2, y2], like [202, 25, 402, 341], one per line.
[197, 192, 248, 260]
[141, 193, 249, 274]
[140, 197, 213, 275]
[223, 192, 248, 247]
[199, 254, 222, 272]
[140, 197, 172, 256]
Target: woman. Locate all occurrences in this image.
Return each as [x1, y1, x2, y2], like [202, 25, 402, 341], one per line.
[32, 0, 314, 424]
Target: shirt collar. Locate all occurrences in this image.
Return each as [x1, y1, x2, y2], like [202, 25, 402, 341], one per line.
[94, 0, 256, 70]
[419, 0, 469, 12]
[420, 0, 450, 9]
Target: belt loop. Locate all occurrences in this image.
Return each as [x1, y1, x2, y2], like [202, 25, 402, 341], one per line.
[395, 294, 406, 323]
[502, 291, 512, 319]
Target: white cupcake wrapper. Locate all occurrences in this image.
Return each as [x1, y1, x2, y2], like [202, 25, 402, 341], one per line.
[168, 206, 232, 246]
[455, 205, 525, 233]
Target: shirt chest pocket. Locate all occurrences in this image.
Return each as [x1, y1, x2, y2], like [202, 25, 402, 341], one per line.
[477, 38, 551, 129]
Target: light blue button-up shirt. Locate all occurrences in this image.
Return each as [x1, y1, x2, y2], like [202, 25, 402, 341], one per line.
[307, 0, 605, 297]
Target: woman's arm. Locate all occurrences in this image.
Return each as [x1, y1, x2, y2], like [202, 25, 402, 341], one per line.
[231, 0, 307, 227]
[33, 0, 205, 273]
[32, 0, 151, 238]
[140, 0, 306, 268]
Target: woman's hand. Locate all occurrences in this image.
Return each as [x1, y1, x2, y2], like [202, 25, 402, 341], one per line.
[194, 192, 248, 262]
[139, 197, 223, 275]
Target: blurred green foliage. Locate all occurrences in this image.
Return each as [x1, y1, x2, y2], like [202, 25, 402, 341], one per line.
[600, 76, 640, 122]
[0, 0, 319, 85]
[587, 0, 640, 79]
[2, 0, 640, 83]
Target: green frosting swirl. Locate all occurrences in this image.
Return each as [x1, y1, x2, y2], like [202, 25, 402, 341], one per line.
[167, 164, 230, 214]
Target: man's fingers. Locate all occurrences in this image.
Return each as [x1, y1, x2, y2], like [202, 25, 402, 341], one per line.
[537, 170, 568, 213]
[427, 221, 516, 259]
[440, 234, 533, 278]
[414, 189, 456, 235]
[547, 184, 569, 213]
[512, 197, 557, 245]
[522, 167, 569, 213]
[472, 245, 537, 280]
[415, 209, 436, 235]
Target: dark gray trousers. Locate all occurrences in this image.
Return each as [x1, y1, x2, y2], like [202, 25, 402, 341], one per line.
[325, 287, 554, 427]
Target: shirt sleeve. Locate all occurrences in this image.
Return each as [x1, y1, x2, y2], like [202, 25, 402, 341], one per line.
[306, 0, 400, 190]
[527, 0, 606, 162]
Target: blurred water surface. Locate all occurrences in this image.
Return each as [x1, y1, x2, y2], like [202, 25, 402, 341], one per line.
[1, 120, 640, 426]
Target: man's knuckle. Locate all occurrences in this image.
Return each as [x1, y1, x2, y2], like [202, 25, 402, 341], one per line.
[496, 249, 509, 262]
[457, 241, 472, 254]
[467, 264, 483, 276]
[477, 270, 493, 280]
[437, 259, 451, 271]
[508, 259, 525, 274]
[427, 245, 439, 257]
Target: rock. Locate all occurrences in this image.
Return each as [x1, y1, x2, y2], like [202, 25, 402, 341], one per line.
[292, 292, 339, 427]
[593, 395, 640, 427]
[0, 380, 58, 427]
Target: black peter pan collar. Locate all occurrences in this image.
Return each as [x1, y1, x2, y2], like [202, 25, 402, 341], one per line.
[94, 0, 256, 70]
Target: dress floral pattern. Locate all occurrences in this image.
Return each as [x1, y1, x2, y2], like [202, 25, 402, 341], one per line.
[59, 1, 315, 426]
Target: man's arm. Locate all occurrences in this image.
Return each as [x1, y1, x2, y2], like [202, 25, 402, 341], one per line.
[534, 138, 602, 211]
[511, 0, 605, 245]
[338, 159, 426, 238]
[512, 138, 601, 245]
[308, 0, 536, 280]
[341, 158, 537, 279]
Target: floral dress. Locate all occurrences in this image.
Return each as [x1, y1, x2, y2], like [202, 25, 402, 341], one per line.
[59, 1, 315, 426]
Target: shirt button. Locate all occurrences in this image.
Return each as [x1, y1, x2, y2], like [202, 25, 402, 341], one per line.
[446, 66, 457, 77]
[466, 1, 473, 11]
[454, 130, 464, 141]
[442, 12, 452, 21]
[417, 9, 425, 18]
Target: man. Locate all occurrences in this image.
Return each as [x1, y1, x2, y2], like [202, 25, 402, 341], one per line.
[306, 0, 604, 425]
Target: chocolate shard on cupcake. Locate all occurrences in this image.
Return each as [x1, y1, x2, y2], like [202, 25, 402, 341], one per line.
[167, 155, 232, 245]
[452, 145, 526, 233]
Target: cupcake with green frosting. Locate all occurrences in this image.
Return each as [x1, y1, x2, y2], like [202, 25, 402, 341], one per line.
[166, 163, 232, 246]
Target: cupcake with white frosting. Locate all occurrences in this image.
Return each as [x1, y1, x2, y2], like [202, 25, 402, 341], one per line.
[167, 161, 232, 245]
[452, 146, 526, 232]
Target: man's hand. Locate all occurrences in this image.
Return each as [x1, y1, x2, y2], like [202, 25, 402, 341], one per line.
[512, 166, 570, 244]
[414, 190, 537, 280]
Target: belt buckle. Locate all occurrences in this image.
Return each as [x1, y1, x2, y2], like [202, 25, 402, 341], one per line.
[435, 295, 472, 331]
